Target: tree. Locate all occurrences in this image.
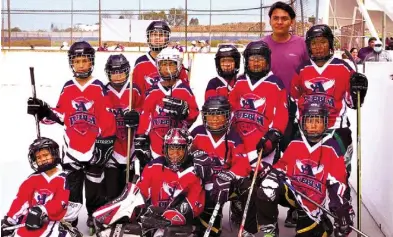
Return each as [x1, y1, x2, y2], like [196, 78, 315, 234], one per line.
[167, 8, 186, 26]
[119, 10, 134, 19]
[308, 15, 316, 25]
[140, 11, 167, 21]
[189, 17, 199, 26]
[10, 27, 22, 32]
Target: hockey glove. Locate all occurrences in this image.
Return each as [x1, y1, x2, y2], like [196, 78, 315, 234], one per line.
[256, 129, 282, 157]
[25, 206, 48, 230]
[1, 217, 16, 237]
[333, 202, 354, 237]
[123, 110, 139, 128]
[134, 134, 151, 167]
[162, 96, 189, 120]
[212, 171, 236, 205]
[92, 135, 116, 166]
[191, 150, 213, 181]
[141, 206, 171, 229]
[350, 72, 368, 108]
[27, 97, 51, 121]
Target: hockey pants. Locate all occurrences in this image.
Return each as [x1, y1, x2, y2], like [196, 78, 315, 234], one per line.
[104, 164, 127, 201]
[194, 190, 224, 236]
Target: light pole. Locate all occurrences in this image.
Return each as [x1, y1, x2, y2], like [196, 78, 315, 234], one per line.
[185, 0, 188, 52]
[70, 0, 73, 44]
[7, 0, 10, 48]
[209, 0, 212, 43]
[99, 0, 101, 46]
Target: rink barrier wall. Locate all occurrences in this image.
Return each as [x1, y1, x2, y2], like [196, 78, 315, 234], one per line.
[0, 52, 392, 236]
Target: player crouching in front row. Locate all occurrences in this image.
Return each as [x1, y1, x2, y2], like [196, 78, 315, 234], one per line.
[255, 101, 353, 237]
[1, 137, 82, 237]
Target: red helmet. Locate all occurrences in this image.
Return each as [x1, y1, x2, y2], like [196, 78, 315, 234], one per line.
[163, 128, 193, 171]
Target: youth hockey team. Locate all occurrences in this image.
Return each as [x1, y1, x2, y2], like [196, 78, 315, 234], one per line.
[1, 6, 369, 237]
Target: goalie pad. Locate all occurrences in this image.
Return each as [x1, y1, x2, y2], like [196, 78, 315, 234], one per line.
[96, 223, 142, 237]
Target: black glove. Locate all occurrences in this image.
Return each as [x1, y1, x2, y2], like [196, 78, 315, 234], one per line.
[27, 97, 51, 121]
[140, 205, 171, 229]
[162, 96, 189, 120]
[92, 135, 116, 166]
[212, 171, 236, 205]
[256, 129, 282, 156]
[350, 72, 368, 108]
[333, 202, 354, 237]
[1, 217, 16, 237]
[134, 134, 151, 167]
[191, 150, 213, 181]
[123, 110, 139, 128]
[25, 206, 48, 230]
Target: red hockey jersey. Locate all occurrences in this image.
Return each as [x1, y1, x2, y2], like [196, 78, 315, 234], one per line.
[137, 157, 205, 218]
[275, 133, 347, 222]
[133, 52, 189, 97]
[136, 80, 199, 158]
[229, 72, 288, 164]
[290, 58, 355, 129]
[105, 82, 144, 164]
[45, 78, 116, 163]
[190, 125, 251, 191]
[204, 76, 236, 100]
[7, 167, 69, 237]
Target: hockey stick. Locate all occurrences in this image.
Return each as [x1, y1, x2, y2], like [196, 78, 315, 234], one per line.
[126, 71, 134, 183]
[344, 49, 362, 235]
[282, 179, 370, 237]
[29, 67, 41, 138]
[203, 203, 221, 237]
[2, 223, 25, 231]
[237, 149, 263, 237]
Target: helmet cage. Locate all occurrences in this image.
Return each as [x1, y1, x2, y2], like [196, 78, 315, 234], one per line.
[300, 114, 328, 140]
[202, 109, 230, 134]
[147, 29, 170, 52]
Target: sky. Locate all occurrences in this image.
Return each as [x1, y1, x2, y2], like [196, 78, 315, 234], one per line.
[2, 0, 324, 31]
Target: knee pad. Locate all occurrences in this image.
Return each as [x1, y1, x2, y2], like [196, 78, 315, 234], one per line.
[257, 176, 280, 202]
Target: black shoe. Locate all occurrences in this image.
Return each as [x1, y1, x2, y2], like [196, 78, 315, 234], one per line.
[284, 209, 297, 228]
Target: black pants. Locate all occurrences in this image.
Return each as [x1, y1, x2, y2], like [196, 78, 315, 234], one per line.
[104, 164, 127, 201]
[194, 191, 223, 237]
[62, 162, 107, 216]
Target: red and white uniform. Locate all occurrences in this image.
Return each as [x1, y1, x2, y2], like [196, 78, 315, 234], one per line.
[7, 167, 69, 237]
[190, 125, 251, 191]
[204, 76, 235, 100]
[133, 52, 189, 97]
[137, 157, 205, 219]
[136, 80, 199, 158]
[275, 133, 347, 222]
[105, 82, 144, 164]
[44, 78, 116, 164]
[290, 58, 355, 129]
[229, 72, 288, 166]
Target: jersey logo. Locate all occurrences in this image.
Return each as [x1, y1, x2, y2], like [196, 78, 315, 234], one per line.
[303, 94, 335, 109]
[159, 181, 183, 208]
[69, 97, 98, 135]
[240, 97, 266, 111]
[296, 159, 324, 177]
[107, 106, 128, 140]
[34, 189, 54, 205]
[144, 73, 160, 86]
[304, 78, 335, 93]
[72, 99, 94, 112]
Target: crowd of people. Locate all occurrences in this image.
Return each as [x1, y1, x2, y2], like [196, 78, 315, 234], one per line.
[1, 1, 380, 237]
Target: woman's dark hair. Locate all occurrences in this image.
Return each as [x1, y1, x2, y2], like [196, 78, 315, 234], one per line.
[350, 47, 358, 53]
[269, 1, 296, 19]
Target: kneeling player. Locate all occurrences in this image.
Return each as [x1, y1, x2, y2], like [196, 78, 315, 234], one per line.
[1, 137, 82, 237]
[137, 128, 205, 237]
[191, 96, 251, 236]
[135, 48, 199, 165]
[255, 101, 353, 237]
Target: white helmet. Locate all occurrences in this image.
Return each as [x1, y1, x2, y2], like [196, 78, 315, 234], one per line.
[191, 40, 197, 45]
[156, 47, 183, 80]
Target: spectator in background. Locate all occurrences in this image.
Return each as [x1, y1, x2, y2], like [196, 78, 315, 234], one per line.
[114, 43, 125, 52]
[198, 40, 210, 53]
[350, 47, 362, 64]
[342, 52, 349, 59]
[97, 42, 108, 51]
[364, 39, 392, 62]
[358, 37, 376, 61]
[387, 37, 393, 50]
[190, 40, 199, 52]
[60, 41, 69, 50]
[205, 40, 211, 52]
[173, 41, 184, 52]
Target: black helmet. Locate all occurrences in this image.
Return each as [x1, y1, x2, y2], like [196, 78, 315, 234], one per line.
[146, 21, 171, 52]
[202, 96, 231, 134]
[105, 54, 130, 89]
[215, 45, 241, 80]
[305, 24, 334, 62]
[243, 41, 271, 80]
[68, 41, 95, 79]
[28, 137, 61, 172]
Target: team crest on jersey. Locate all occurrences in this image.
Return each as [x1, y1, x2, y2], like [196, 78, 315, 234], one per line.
[292, 159, 324, 194]
[144, 72, 160, 86]
[233, 94, 266, 136]
[69, 97, 98, 135]
[107, 105, 128, 140]
[158, 181, 183, 208]
[303, 94, 335, 109]
[240, 94, 266, 112]
[34, 189, 54, 205]
[304, 77, 335, 93]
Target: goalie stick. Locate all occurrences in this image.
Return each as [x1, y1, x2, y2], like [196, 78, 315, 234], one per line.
[29, 67, 41, 138]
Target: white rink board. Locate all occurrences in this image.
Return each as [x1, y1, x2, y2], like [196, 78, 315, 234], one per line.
[0, 51, 391, 236]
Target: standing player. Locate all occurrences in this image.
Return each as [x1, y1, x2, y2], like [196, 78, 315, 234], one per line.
[133, 20, 189, 97]
[190, 96, 251, 236]
[204, 45, 241, 100]
[255, 101, 353, 237]
[135, 47, 199, 165]
[1, 137, 82, 237]
[137, 128, 205, 236]
[104, 54, 143, 200]
[26, 41, 117, 233]
[290, 24, 368, 200]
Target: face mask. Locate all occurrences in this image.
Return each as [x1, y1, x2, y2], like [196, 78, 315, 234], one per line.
[374, 45, 382, 53]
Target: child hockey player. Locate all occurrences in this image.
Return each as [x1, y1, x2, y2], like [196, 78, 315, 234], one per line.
[204, 45, 241, 100]
[104, 54, 143, 200]
[27, 41, 117, 233]
[133, 20, 189, 96]
[1, 137, 82, 237]
[255, 101, 353, 237]
[135, 47, 199, 165]
[190, 96, 251, 236]
[290, 24, 368, 200]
